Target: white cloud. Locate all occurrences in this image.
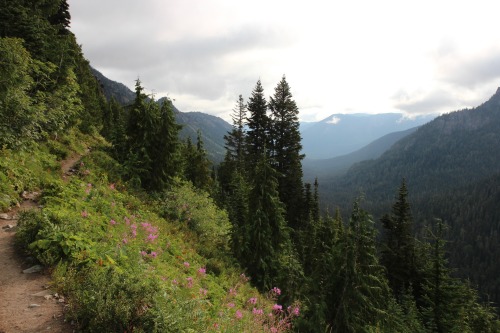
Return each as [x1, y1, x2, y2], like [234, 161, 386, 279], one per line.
[68, 0, 500, 122]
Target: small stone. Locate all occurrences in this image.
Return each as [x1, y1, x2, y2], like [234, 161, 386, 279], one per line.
[23, 265, 43, 274]
[28, 304, 41, 308]
[0, 213, 10, 220]
[31, 290, 53, 297]
[58, 298, 65, 303]
[2, 224, 14, 229]
[44, 295, 53, 300]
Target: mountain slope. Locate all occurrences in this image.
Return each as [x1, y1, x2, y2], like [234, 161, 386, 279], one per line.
[92, 70, 231, 163]
[320, 87, 500, 305]
[303, 126, 418, 181]
[300, 113, 434, 159]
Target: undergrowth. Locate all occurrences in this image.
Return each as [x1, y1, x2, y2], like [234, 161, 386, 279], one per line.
[11, 132, 299, 332]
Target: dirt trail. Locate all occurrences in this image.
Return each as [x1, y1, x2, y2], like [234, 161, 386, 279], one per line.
[0, 153, 85, 333]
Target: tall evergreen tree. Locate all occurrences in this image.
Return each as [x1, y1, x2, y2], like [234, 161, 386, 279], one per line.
[245, 80, 270, 171]
[224, 94, 246, 168]
[268, 75, 305, 229]
[182, 132, 212, 191]
[147, 99, 182, 190]
[245, 153, 290, 290]
[381, 179, 419, 299]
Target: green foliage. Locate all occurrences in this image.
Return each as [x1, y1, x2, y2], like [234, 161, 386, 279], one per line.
[156, 180, 231, 260]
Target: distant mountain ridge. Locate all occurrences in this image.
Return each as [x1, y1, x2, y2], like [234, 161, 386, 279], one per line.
[300, 113, 435, 159]
[320, 87, 500, 305]
[92, 68, 231, 163]
[303, 126, 419, 181]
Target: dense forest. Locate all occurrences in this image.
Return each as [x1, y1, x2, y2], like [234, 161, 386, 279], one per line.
[319, 90, 500, 308]
[1, 1, 499, 332]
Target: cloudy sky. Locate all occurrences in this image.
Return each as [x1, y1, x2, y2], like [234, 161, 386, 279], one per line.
[68, 0, 500, 122]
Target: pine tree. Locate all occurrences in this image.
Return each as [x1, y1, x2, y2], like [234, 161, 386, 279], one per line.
[328, 201, 393, 332]
[224, 94, 246, 168]
[268, 75, 305, 230]
[246, 153, 290, 290]
[182, 132, 212, 191]
[381, 179, 419, 299]
[147, 99, 182, 190]
[245, 80, 270, 171]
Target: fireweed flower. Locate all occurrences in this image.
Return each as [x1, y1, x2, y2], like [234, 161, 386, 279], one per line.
[252, 308, 263, 315]
[272, 304, 283, 312]
[109, 219, 117, 225]
[186, 277, 193, 288]
[198, 267, 206, 275]
[183, 261, 190, 268]
[140, 251, 147, 257]
[122, 238, 128, 244]
[149, 251, 157, 258]
[227, 302, 235, 308]
[235, 310, 243, 319]
[81, 210, 88, 218]
[271, 287, 281, 296]
[109, 183, 115, 190]
[199, 288, 208, 296]
[248, 297, 257, 305]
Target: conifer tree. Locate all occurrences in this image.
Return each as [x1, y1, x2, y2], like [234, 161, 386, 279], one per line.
[182, 132, 212, 191]
[246, 153, 290, 290]
[218, 95, 247, 199]
[268, 75, 305, 230]
[224, 94, 246, 168]
[245, 80, 270, 171]
[381, 179, 419, 299]
[147, 99, 181, 190]
[328, 201, 393, 332]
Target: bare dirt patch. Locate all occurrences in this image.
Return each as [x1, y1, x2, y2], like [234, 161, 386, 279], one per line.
[0, 153, 86, 332]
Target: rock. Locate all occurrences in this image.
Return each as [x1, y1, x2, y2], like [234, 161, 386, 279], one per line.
[23, 265, 43, 274]
[31, 290, 53, 298]
[2, 224, 14, 229]
[28, 304, 41, 308]
[0, 213, 11, 220]
[21, 191, 40, 200]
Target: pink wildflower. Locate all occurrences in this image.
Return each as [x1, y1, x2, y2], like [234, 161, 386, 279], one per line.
[149, 251, 157, 258]
[271, 287, 281, 296]
[270, 328, 278, 333]
[81, 210, 88, 218]
[248, 297, 257, 305]
[200, 288, 208, 296]
[140, 251, 147, 257]
[227, 302, 235, 308]
[292, 306, 300, 316]
[172, 279, 178, 285]
[110, 219, 117, 225]
[252, 308, 263, 315]
[122, 238, 128, 244]
[147, 233, 158, 242]
[272, 304, 283, 312]
[109, 183, 115, 190]
[197, 267, 206, 275]
[235, 310, 243, 319]
[229, 288, 237, 296]
[186, 277, 193, 288]
[183, 261, 190, 268]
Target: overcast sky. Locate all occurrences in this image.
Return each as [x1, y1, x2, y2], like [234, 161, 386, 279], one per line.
[68, 0, 500, 122]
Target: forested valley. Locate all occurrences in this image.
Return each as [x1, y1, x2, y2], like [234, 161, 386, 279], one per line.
[1, 1, 499, 332]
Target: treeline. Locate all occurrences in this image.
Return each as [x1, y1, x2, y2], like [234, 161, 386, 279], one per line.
[211, 79, 500, 331]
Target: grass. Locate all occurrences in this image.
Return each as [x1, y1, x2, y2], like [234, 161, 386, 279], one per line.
[10, 131, 299, 332]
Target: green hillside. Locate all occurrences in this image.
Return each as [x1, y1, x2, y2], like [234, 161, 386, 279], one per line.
[1, 1, 499, 332]
[321, 88, 500, 305]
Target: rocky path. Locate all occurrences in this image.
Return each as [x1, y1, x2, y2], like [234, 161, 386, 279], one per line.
[0, 153, 85, 333]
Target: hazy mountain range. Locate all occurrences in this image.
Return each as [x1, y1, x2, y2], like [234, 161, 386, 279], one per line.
[93, 67, 434, 165]
[319, 87, 500, 304]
